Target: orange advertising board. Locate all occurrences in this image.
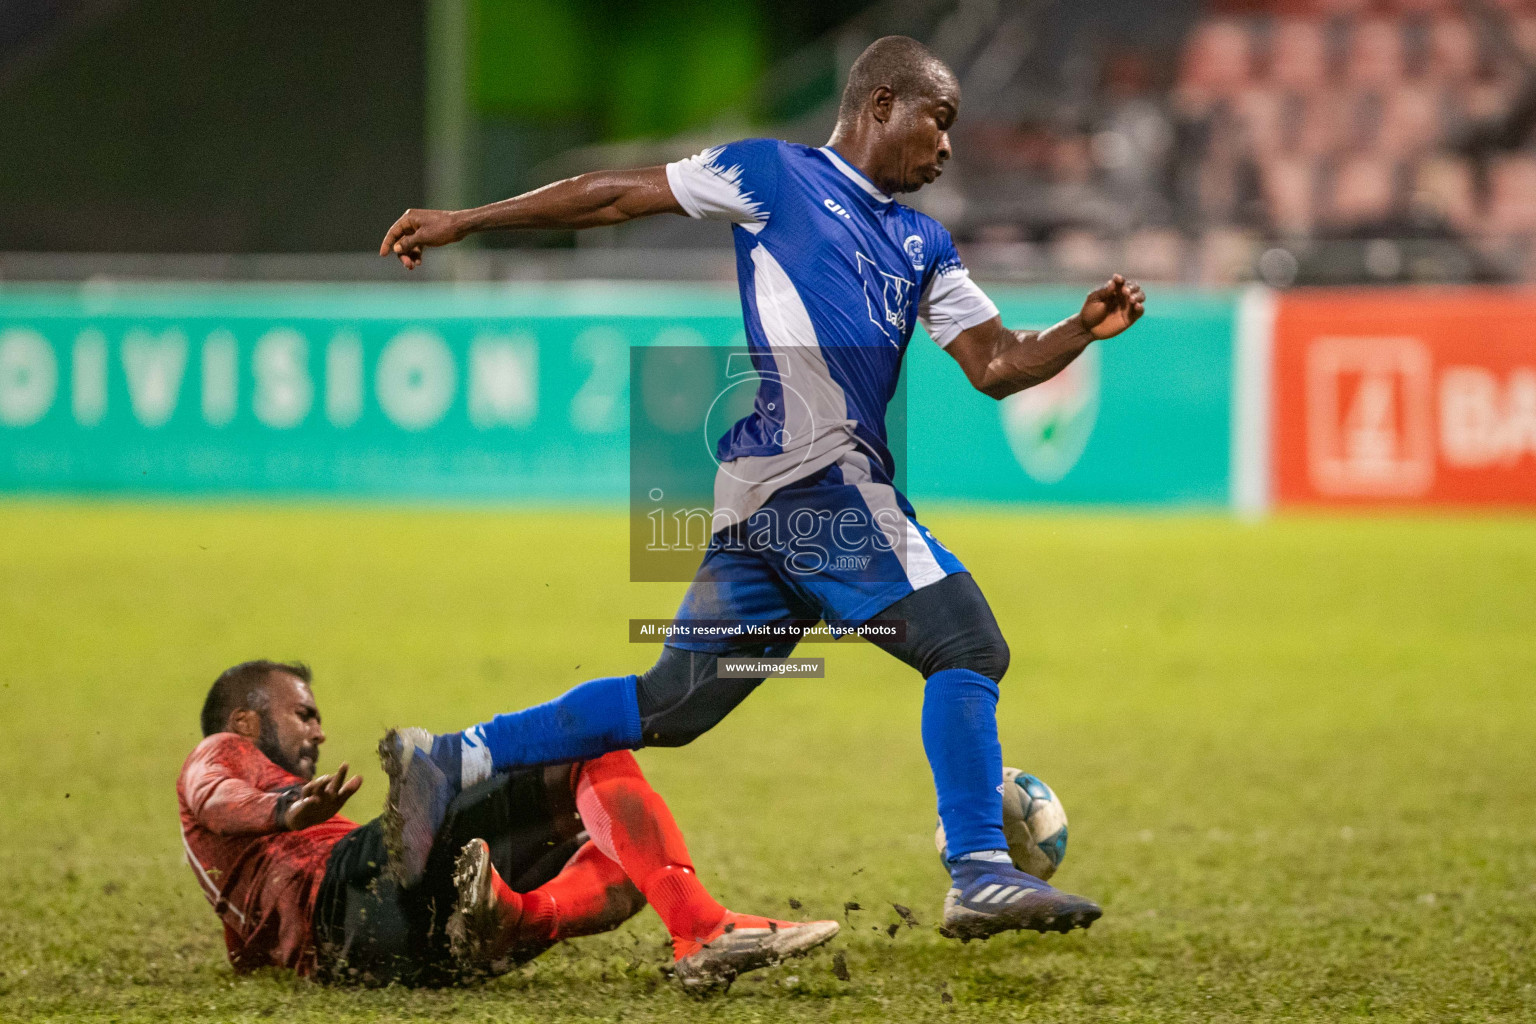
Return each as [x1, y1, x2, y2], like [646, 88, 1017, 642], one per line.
[1272, 290, 1536, 506]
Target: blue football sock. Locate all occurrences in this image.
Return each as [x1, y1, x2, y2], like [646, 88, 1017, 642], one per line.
[922, 667, 1009, 869]
[464, 674, 643, 773]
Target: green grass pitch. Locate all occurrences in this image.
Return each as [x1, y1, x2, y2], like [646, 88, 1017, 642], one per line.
[1, 503, 1533, 1022]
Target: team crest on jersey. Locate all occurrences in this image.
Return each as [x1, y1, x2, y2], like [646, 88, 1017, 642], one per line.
[856, 251, 914, 347]
[903, 234, 926, 269]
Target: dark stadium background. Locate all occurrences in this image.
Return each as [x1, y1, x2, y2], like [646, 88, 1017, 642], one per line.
[21, 0, 1525, 287]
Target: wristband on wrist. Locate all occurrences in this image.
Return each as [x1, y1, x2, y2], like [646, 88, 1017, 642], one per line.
[271, 784, 304, 830]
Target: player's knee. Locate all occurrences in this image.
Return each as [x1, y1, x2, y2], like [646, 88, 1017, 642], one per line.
[635, 647, 695, 720]
[640, 682, 755, 746]
[933, 626, 1010, 683]
[635, 650, 713, 746]
[636, 647, 758, 747]
[971, 632, 1010, 682]
[640, 721, 709, 748]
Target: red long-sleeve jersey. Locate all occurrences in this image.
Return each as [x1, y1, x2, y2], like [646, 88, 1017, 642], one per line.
[176, 733, 359, 974]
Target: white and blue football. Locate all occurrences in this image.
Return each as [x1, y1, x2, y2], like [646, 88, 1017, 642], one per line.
[934, 767, 1070, 880]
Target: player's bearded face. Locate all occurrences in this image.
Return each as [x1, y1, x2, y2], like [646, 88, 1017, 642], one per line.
[255, 709, 318, 780]
[255, 676, 325, 780]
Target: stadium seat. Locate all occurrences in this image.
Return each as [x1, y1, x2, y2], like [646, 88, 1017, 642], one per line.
[972, 223, 1026, 244]
[1268, 20, 1330, 92]
[1197, 228, 1261, 286]
[1458, 77, 1516, 122]
[1059, 4, 1534, 278]
[1513, 17, 1536, 61]
[1233, 87, 1290, 155]
[1179, 19, 1254, 99]
[1425, 18, 1479, 84]
[1261, 154, 1317, 235]
[1345, 19, 1406, 88]
[1410, 154, 1477, 233]
[1485, 153, 1536, 236]
[1310, 0, 1372, 16]
[1389, 0, 1458, 14]
[747, 4, 1536, 282]
[1350, 90, 1389, 152]
[1123, 228, 1187, 283]
[963, 239, 1044, 281]
[1199, 157, 1246, 223]
[1050, 136, 1095, 184]
[1324, 153, 1400, 229]
[1049, 229, 1120, 281]
[1297, 90, 1352, 156]
[1378, 85, 1443, 157]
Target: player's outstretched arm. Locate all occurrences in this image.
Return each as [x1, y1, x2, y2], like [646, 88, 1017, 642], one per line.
[946, 275, 1146, 400]
[379, 166, 684, 269]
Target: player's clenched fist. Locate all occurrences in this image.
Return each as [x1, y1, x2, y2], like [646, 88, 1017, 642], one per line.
[379, 209, 464, 270]
[1078, 274, 1146, 340]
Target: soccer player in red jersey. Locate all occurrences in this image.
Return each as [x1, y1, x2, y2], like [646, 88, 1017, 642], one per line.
[178, 660, 836, 989]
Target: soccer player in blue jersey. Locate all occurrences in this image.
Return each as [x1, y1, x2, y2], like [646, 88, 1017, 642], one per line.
[380, 35, 1145, 944]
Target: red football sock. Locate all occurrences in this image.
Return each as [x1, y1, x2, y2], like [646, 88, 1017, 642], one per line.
[574, 751, 728, 944]
[532, 842, 636, 941]
[481, 841, 638, 955]
[463, 861, 552, 963]
[487, 866, 554, 944]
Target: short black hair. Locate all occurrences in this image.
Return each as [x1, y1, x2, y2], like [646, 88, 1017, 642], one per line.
[836, 35, 955, 125]
[200, 660, 311, 737]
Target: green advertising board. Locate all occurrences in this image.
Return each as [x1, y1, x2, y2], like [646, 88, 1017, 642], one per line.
[907, 288, 1236, 505]
[0, 284, 1235, 504]
[0, 284, 738, 499]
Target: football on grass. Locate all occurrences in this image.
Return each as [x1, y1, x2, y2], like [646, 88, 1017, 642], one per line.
[934, 768, 1069, 880]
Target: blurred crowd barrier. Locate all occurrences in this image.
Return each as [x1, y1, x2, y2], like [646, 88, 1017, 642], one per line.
[0, 283, 1530, 509]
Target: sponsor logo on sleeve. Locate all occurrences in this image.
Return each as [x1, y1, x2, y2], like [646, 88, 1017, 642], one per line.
[822, 198, 852, 220]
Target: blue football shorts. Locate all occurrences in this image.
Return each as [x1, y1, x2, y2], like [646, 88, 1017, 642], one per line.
[666, 458, 966, 654]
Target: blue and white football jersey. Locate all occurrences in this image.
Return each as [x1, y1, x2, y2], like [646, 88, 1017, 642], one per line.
[666, 139, 998, 527]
